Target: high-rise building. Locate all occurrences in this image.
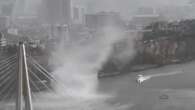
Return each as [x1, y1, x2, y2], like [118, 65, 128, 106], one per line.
[41, 0, 71, 25]
[85, 12, 125, 29]
[73, 7, 79, 21]
[72, 6, 85, 24]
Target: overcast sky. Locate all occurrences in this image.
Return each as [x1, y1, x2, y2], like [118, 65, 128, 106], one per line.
[82, 0, 189, 18]
[15, 0, 190, 18]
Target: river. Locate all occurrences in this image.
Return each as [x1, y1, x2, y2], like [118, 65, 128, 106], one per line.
[2, 61, 195, 110]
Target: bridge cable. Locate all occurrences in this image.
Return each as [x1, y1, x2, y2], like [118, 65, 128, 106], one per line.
[0, 57, 17, 73]
[1, 83, 17, 101]
[28, 58, 67, 91]
[0, 71, 16, 89]
[0, 55, 17, 68]
[29, 78, 41, 93]
[29, 79, 42, 100]
[0, 76, 17, 100]
[0, 54, 17, 64]
[28, 57, 63, 84]
[30, 62, 55, 82]
[29, 77, 46, 99]
[28, 57, 69, 96]
[0, 57, 17, 71]
[0, 62, 16, 77]
[0, 61, 17, 76]
[28, 68, 55, 94]
[29, 57, 56, 81]
[0, 63, 17, 88]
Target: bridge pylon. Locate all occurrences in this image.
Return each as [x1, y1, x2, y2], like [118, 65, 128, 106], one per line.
[16, 42, 33, 110]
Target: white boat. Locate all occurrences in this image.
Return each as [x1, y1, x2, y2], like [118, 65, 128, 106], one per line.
[136, 74, 151, 84]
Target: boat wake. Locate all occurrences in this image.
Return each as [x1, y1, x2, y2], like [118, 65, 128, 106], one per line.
[137, 70, 184, 84]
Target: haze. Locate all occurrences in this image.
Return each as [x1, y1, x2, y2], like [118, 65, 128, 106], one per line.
[13, 0, 190, 19]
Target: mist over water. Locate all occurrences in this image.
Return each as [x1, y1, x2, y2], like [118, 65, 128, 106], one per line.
[48, 27, 136, 100]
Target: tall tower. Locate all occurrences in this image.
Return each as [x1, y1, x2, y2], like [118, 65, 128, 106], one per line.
[41, 0, 71, 25]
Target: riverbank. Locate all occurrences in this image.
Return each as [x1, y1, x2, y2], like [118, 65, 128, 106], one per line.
[98, 58, 193, 78]
[98, 64, 158, 78]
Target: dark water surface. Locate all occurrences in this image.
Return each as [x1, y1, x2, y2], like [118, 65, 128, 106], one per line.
[2, 62, 195, 110]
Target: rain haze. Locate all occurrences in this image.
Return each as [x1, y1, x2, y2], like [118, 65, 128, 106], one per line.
[0, 0, 195, 110]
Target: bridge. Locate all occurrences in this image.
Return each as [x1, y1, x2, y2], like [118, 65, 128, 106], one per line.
[0, 42, 60, 110]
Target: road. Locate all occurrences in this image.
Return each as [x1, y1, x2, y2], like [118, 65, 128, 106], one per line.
[2, 61, 195, 110]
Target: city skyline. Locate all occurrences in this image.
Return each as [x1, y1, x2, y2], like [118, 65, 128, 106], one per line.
[0, 0, 192, 20]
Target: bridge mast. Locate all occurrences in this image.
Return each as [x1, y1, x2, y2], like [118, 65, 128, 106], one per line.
[16, 42, 33, 110]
